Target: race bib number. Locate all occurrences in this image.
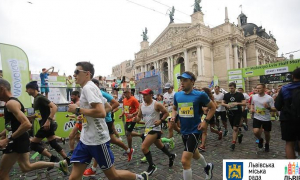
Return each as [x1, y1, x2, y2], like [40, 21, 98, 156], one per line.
[124, 106, 130, 113]
[144, 127, 153, 136]
[228, 102, 238, 111]
[255, 107, 266, 115]
[178, 103, 194, 118]
[81, 115, 88, 127]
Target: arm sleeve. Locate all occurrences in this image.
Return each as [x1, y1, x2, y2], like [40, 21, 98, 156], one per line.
[40, 96, 51, 106]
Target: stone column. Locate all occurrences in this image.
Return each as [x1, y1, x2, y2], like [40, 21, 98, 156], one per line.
[226, 45, 230, 70]
[201, 46, 205, 75]
[197, 46, 202, 76]
[184, 49, 189, 72]
[256, 48, 259, 65]
[211, 48, 214, 76]
[234, 45, 238, 69]
[170, 56, 174, 82]
[243, 48, 247, 68]
[168, 58, 171, 82]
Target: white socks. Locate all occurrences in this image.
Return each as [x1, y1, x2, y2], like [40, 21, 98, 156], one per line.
[54, 163, 59, 168]
[199, 154, 208, 168]
[183, 169, 192, 180]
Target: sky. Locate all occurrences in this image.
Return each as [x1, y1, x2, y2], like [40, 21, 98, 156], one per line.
[0, 0, 299, 77]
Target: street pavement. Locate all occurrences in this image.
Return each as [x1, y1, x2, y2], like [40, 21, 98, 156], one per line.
[2, 120, 286, 180]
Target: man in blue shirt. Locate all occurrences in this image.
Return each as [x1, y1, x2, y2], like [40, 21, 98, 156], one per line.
[171, 71, 215, 180]
[40, 66, 54, 98]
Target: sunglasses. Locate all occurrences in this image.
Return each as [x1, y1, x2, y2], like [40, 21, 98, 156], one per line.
[74, 69, 88, 75]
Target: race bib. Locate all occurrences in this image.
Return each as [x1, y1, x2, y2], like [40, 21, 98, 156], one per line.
[178, 102, 194, 118]
[124, 106, 130, 113]
[201, 114, 207, 122]
[144, 127, 153, 136]
[81, 115, 88, 127]
[35, 110, 42, 121]
[255, 107, 266, 115]
[229, 102, 238, 111]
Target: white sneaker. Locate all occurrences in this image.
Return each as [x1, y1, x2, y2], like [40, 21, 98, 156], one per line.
[204, 163, 214, 180]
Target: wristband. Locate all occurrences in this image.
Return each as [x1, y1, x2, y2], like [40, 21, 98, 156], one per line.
[76, 107, 81, 115]
[204, 119, 210, 123]
[47, 117, 53, 121]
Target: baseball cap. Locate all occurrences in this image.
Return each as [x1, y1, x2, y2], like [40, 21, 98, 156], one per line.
[177, 72, 195, 81]
[26, 81, 39, 91]
[139, 88, 154, 95]
[164, 83, 173, 89]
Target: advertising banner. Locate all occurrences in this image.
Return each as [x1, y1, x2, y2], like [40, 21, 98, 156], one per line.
[173, 64, 181, 92]
[227, 69, 245, 90]
[243, 59, 300, 77]
[260, 72, 293, 84]
[0, 43, 31, 108]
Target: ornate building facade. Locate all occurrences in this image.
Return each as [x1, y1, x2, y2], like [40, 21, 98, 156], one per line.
[134, 7, 279, 91]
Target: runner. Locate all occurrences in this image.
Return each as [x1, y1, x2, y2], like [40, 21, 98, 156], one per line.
[222, 82, 246, 151]
[163, 83, 180, 146]
[83, 79, 135, 177]
[68, 62, 148, 180]
[198, 87, 222, 152]
[119, 88, 143, 151]
[26, 81, 70, 170]
[172, 71, 214, 180]
[0, 79, 68, 179]
[40, 66, 54, 98]
[238, 87, 250, 131]
[67, 91, 81, 157]
[250, 83, 276, 152]
[213, 86, 228, 137]
[133, 88, 176, 176]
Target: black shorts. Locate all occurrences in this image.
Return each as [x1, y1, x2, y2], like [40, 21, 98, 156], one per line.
[125, 122, 136, 132]
[215, 111, 227, 122]
[242, 110, 248, 119]
[106, 121, 115, 135]
[146, 131, 162, 139]
[227, 112, 242, 128]
[208, 115, 216, 125]
[3, 135, 30, 154]
[35, 123, 56, 139]
[253, 118, 272, 131]
[168, 114, 179, 123]
[281, 121, 300, 141]
[181, 133, 201, 153]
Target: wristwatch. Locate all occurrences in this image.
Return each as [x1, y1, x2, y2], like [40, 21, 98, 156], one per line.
[47, 117, 53, 121]
[8, 134, 14, 142]
[204, 119, 210, 123]
[76, 107, 81, 115]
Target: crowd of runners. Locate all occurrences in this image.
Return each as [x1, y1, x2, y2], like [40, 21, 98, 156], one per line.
[0, 61, 299, 180]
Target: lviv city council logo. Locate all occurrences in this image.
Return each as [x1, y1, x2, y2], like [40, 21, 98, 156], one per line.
[226, 162, 243, 180]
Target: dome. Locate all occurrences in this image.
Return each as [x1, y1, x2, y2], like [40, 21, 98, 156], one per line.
[242, 23, 270, 39]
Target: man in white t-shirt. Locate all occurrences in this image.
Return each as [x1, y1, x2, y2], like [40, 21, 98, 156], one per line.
[250, 83, 276, 152]
[163, 83, 180, 139]
[213, 86, 228, 136]
[238, 88, 250, 131]
[68, 61, 148, 180]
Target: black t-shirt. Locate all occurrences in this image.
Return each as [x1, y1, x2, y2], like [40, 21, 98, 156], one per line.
[34, 94, 51, 126]
[4, 97, 29, 140]
[223, 92, 245, 114]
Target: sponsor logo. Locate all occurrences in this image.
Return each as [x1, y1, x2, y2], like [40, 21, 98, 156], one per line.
[64, 121, 75, 131]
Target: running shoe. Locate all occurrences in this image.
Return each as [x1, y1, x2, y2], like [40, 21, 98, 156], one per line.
[47, 155, 60, 171]
[61, 138, 66, 145]
[238, 134, 243, 144]
[58, 160, 69, 175]
[265, 143, 270, 152]
[218, 131, 223, 140]
[83, 167, 96, 177]
[204, 163, 214, 180]
[230, 144, 235, 151]
[242, 123, 248, 131]
[141, 156, 147, 163]
[255, 139, 259, 144]
[141, 171, 149, 180]
[169, 154, 176, 167]
[198, 146, 206, 152]
[169, 137, 175, 150]
[223, 130, 228, 137]
[258, 138, 264, 148]
[127, 148, 134, 162]
[146, 164, 157, 176]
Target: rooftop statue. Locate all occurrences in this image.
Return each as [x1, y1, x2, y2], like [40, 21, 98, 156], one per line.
[141, 27, 148, 41]
[193, 0, 202, 13]
[169, 6, 175, 24]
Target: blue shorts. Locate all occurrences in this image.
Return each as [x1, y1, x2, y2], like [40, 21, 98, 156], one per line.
[70, 141, 114, 170]
[41, 85, 49, 93]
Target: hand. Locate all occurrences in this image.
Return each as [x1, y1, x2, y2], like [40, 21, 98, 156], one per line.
[154, 120, 161, 126]
[127, 114, 133, 118]
[198, 121, 208, 131]
[68, 104, 78, 113]
[0, 139, 9, 149]
[43, 120, 51, 131]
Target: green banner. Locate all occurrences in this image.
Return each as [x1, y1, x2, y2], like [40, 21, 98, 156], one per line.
[0, 43, 31, 108]
[243, 59, 300, 77]
[111, 109, 125, 136]
[173, 64, 181, 92]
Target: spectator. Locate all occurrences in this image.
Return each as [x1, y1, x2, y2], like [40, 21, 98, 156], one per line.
[99, 76, 106, 91]
[275, 67, 300, 159]
[129, 77, 136, 96]
[66, 75, 73, 102]
[40, 66, 54, 98]
[121, 76, 127, 90]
